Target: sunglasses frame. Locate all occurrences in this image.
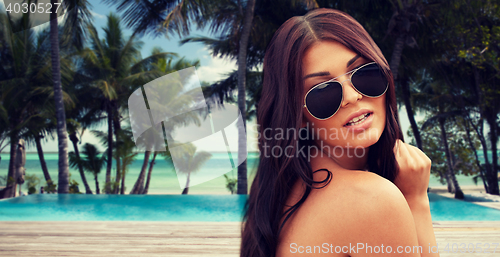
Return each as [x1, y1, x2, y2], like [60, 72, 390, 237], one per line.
[303, 62, 388, 120]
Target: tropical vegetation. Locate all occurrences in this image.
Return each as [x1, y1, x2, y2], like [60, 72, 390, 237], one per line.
[0, 0, 499, 199]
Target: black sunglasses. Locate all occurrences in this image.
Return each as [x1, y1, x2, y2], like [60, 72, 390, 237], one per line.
[303, 62, 388, 120]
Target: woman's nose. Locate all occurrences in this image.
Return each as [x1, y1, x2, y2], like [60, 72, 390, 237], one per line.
[340, 79, 362, 108]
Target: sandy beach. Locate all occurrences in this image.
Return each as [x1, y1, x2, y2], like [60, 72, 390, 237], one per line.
[429, 184, 490, 195]
[429, 185, 500, 210]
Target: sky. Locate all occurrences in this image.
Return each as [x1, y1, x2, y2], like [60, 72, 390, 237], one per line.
[0, 0, 423, 153]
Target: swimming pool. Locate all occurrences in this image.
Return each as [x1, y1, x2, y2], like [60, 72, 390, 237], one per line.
[0, 193, 499, 221]
[0, 194, 247, 221]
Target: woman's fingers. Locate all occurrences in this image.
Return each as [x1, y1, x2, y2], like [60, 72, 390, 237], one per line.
[411, 143, 432, 170]
[404, 141, 432, 172]
[393, 139, 431, 201]
[398, 139, 411, 167]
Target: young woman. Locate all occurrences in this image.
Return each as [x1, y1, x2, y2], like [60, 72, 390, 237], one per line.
[241, 8, 439, 257]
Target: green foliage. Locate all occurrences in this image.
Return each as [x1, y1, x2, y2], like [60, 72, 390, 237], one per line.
[433, 0, 500, 107]
[69, 179, 81, 194]
[28, 186, 37, 195]
[44, 179, 57, 193]
[223, 174, 237, 194]
[408, 117, 480, 185]
[169, 143, 212, 174]
[69, 143, 106, 177]
[103, 180, 120, 194]
[24, 174, 41, 195]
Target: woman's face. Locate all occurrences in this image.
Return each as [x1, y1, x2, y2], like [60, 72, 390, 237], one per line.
[301, 40, 386, 150]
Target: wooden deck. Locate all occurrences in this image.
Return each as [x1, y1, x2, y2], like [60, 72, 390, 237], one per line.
[0, 221, 499, 256]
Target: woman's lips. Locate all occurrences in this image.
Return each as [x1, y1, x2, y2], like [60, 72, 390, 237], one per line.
[343, 109, 372, 126]
[343, 112, 374, 132]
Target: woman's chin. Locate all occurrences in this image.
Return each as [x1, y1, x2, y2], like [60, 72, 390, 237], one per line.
[318, 138, 380, 153]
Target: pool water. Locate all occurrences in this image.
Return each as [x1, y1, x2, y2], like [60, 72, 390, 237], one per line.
[0, 194, 247, 221]
[428, 193, 500, 221]
[1, 193, 499, 221]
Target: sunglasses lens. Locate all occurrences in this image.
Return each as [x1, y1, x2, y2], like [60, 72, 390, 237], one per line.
[305, 82, 342, 119]
[351, 63, 388, 97]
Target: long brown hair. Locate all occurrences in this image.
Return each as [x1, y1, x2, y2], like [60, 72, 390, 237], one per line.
[240, 8, 404, 257]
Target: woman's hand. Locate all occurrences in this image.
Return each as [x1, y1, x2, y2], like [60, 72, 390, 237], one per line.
[393, 139, 432, 205]
[393, 139, 440, 257]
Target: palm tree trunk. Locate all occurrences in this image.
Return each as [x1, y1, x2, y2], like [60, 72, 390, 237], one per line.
[141, 152, 157, 194]
[445, 173, 455, 193]
[50, 0, 69, 194]
[130, 150, 150, 194]
[471, 119, 493, 193]
[94, 174, 100, 194]
[120, 163, 126, 195]
[236, 0, 256, 195]
[485, 112, 500, 195]
[401, 78, 423, 149]
[472, 68, 494, 194]
[114, 156, 121, 194]
[35, 135, 54, 188]
[68, 132, 92, 194]
[389, 34, 405, 81]
[439, 117, 464, 199]
[113, 115, 121, 194]
[182, 171, 191, 195]
[3, 135, 18, 198]
[463, 117, 488, 192]
[105, 104, 113, 194]
[389, 34, 423, 150]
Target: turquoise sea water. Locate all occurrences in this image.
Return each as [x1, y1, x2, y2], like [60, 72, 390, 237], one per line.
[1, 193, 499, 221]
[0, 194, 247, 221]
[0, 152, 260, 194]
[0, 150, 497, 194]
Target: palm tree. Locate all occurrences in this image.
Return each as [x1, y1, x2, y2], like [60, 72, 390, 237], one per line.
[0, 130, 8, 167]
[141, 151, 158, 195]
[91, 127, 139, 194]
[21, 113, 56, 190]
[169, 142, 212, 194]
[49, 0, 93, 194]
[127, 68, 205, 194]
[0, 102, 8, 166]
[384, 0, 434, 150]
[0, 12, 57, 198]
[415, 71, 465, 199]
[453, 1, 499, 195]
[102, 0, 261, 194]
[120, 146, 138, 194]
[50, 0, 70, 194]
[18, 24, 84, 193]
[165, 0, 316, 193]
[66, 120, 93, 194]
[113, 127, 138, 194]
[422, 0, 500, 195]
[7, 27, 56, 191]
[133, 48, 201, 195]
[69, 143, 106, 194]
[63, 63, 106, 195]
[235, 0, 256, 194]
[81, 13, 176, 193]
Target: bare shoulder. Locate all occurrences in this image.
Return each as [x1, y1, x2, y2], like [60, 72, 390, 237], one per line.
[316, 170, 421, 254]
[277, 170, 422, 256]
[312, 169, 410, 217]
